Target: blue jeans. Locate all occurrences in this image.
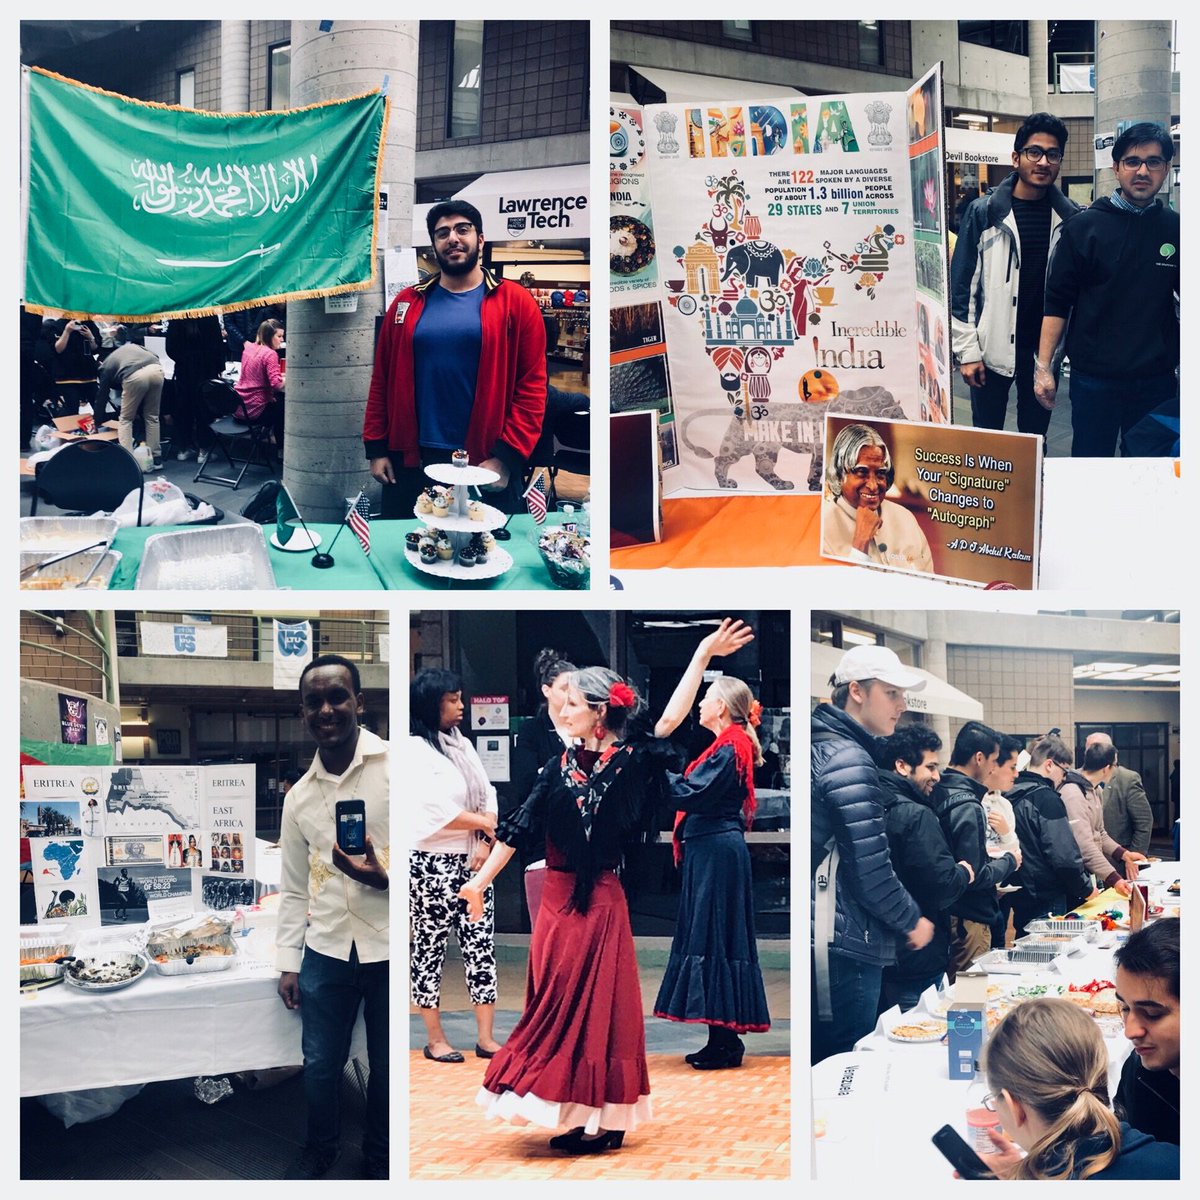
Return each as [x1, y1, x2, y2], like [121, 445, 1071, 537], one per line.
[1069, 369, 1177, 457]
[811, 950, 883, 1064]
[299, 944, 388, 1167]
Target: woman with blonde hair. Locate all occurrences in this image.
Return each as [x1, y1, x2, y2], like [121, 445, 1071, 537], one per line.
[977, 998, 1178, 1179]
[653, 674, 771, 1068]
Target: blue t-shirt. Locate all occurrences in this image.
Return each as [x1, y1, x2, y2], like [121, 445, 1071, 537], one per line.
[413, 282, 485, 450]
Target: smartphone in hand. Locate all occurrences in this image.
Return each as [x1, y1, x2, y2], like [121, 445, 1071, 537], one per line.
[335, 799, 367, 855]
[931, 1125, 997, 1180]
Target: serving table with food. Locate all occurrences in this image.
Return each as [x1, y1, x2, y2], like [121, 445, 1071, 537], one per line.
[20, 905, 365, 1101]
[812, 862, 1181, 1180]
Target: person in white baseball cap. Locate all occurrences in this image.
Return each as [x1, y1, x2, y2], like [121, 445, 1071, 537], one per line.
[812, 643, 933, 1062]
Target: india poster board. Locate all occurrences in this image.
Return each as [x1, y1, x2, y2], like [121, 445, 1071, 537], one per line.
[819, 415, 1041, 589]
[610, 105, 659, 298]
[639, 72, 947, 497]
[907, 66, 953, 426]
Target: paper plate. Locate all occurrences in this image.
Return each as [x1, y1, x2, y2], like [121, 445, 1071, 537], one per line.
[271, 529, 322, 551]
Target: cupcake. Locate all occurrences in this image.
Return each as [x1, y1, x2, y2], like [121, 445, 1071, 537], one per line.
[436, 536, 454, 561]
[404, 530, 423, 551]
[457, 545, 477, 568]
[415, 489, 433, 515]
[418, 540, 438, 565]
[481, 531, 496, 550]
[431, 488, 450, 518]
[471, 534, 489, 564]
[467, 499, 484, 521]
[451, 449, 469, 468]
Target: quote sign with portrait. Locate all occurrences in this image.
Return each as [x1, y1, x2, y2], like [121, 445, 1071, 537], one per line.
[820, 414, 1041, 588]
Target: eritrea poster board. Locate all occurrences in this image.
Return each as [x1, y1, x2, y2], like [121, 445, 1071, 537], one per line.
[19, 765, 257, 927]
[819, 415, 1041, 589]
[630, 66, 947, 497]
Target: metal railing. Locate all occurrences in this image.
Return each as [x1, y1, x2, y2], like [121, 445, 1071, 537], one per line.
[20, 611, 114, 703]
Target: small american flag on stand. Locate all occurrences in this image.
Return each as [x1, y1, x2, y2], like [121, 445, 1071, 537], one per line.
[347, 490, 372, 555]
[523, 470, 549, 524]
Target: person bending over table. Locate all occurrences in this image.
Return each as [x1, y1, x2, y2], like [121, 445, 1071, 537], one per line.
[276, 654, 389, 1180]
[970, 998, 1177, 1179]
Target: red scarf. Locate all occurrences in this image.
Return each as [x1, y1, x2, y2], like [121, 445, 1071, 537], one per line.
[672, 723, 756, 866]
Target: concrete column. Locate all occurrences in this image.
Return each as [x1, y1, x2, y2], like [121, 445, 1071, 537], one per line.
[923, 609, 952, 749]
[1027, 21, 1049, 114]
[285, 20, 418, 519]
[1094, 21, 1173, 200]
[220, 21, 251, 113]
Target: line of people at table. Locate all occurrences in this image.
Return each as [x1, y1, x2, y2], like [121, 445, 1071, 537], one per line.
[812, 643, 1178, 1178]
[813, 644, 1158, 1060]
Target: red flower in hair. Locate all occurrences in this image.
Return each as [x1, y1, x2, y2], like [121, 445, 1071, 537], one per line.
[748, 699, 763, 727]
[608, 681, 636, 709]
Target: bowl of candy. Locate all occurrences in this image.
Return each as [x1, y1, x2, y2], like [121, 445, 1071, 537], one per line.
[536, 527, 590, 589]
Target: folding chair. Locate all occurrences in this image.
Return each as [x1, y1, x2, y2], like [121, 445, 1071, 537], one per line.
[193, 378, 276, 490]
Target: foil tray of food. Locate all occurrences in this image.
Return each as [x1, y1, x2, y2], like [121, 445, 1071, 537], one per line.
[147, 933, 237, 976]
[63, 951, 150, 992]
[20, 548, 122, 591]
[135, 524, 276, 590]
[19, 517, 120, 556]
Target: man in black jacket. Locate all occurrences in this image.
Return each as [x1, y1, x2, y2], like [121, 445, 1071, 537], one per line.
[1003, 733, 1093, 938]
[932, 721, 1020, 978]
[1035, 122, 1179, 456]
[875, 725, 974, 1013]
[811, 645, 934, 1063]
[1113, 920, 1179, 1145]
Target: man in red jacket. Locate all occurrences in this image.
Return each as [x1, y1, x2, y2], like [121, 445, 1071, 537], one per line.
[364, 200, 546, 516]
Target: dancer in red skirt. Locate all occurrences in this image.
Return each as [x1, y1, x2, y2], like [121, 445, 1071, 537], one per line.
[460, 620, 754, 1154]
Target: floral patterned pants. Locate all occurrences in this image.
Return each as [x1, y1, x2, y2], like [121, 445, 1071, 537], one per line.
[409, 849, 497, 1007]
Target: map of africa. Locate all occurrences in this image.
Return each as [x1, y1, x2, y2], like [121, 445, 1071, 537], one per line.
[40, 840, 83, 880]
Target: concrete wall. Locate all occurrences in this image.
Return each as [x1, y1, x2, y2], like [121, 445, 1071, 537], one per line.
[22, 679, 119, 748]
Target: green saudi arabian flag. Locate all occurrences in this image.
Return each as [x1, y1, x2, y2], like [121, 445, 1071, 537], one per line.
[23, 68, 388, 321]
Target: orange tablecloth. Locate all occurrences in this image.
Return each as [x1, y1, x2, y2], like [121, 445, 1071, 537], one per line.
[611, 494, 827, 570]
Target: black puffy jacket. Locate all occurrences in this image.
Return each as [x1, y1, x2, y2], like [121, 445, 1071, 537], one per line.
[932, 768, 1017, 923]
[811, 704, 921, 965]
[1006, 770, 1092, 909]
[878, 770, 971, 981]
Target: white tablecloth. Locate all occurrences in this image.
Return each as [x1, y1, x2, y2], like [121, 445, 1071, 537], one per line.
[813, 864, 1181, 1179]
[21, 923, 366, 1097]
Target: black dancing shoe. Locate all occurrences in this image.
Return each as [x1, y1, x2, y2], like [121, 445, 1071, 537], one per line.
[690, 1039, 744, 1070]
[550, 1128, 625, 1155]
[475, 1043, 499, 1059]
[684, 1043, 719, 1066]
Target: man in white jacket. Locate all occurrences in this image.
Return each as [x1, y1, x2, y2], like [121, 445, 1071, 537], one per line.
[277, 654, 390, 1179]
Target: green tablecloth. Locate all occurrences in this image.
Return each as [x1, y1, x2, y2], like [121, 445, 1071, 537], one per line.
[109, 517, 573, 591]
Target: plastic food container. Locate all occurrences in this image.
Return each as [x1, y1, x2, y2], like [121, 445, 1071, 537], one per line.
[20, 549, 122, 591]
[135, 524, 276, 589]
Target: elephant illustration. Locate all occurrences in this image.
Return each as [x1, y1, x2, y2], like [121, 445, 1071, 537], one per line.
[720, 239, 785, 289]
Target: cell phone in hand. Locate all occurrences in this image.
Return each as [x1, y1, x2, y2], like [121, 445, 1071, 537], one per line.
[931, 1125, 997, 1180]
[335, 799, 367, 855]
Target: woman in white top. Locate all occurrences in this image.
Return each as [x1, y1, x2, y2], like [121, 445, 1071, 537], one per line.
[409, 668, 501, 1063]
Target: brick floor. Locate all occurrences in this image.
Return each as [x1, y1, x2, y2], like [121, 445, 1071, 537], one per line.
[409, 1051, 790, 1180]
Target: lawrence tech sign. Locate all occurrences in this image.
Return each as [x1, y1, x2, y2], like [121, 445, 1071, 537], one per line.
[498, 191, 588, 237]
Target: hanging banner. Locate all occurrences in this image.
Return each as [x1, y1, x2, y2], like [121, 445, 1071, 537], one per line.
[819, 414, 1041, 589]
[139, 620, 229, 657]
[59, 694, 88, 745]
[24, 68, 388, 320]
[636, 67, 947, 496]
[273, 620, 313, 690]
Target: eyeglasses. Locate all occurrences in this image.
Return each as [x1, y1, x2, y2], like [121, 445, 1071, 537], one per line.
[1119, 156, 1167, 172]
[982, 1091, 1004, 1112]
[433, 222, 476, 242]
[1019, 146, 1064, 164]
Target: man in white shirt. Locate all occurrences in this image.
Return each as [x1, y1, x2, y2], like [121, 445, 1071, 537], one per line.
[277, 654, 389, 1179]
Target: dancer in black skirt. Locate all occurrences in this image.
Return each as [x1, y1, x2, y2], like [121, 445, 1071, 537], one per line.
[653, 674, 771, 1067]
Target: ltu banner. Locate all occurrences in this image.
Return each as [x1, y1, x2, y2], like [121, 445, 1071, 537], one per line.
[272, 620, 313, 691]
[23, 68, 388, 320]
[637, 67, 948, 495]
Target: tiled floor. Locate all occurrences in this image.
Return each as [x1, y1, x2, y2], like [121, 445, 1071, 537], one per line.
[409, 940, 791, 1179]
[410, 1053, 791, 1180]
